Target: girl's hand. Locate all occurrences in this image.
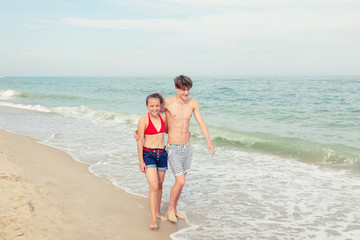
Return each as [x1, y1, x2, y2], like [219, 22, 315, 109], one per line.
[139, 162, 146, 173]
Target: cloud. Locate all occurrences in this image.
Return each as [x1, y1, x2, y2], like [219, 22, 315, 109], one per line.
[165, 0, 360, 7]
[44, 6, 360, 37]
[21, 24, 50, 30]
[105, 0, 360, 10]
[19, 51, 72, 58]
[44, 17, 186, 31]
[37, 1, 360, 66]
[3, 0, 360, 76]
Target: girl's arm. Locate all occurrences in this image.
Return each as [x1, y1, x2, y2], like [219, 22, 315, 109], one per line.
[137, 115, 147, 173]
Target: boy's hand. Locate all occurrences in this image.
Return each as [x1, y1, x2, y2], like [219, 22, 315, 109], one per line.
[208, 143, 215, 156]
[134, 130, 140, 141]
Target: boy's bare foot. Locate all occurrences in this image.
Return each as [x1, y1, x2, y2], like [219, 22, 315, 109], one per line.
[176, 211, 186, 220]
[167, 210, 178, 223]
[156, 214, 168, 221]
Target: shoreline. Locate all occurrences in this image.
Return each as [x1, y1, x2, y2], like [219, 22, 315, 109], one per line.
[0, 129, 187, 240]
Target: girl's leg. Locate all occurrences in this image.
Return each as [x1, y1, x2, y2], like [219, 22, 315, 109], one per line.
[156, 170, 167, 220]
[145, 168, 159, 229]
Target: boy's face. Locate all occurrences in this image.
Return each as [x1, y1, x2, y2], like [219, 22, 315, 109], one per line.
[176, 86, 190, 100]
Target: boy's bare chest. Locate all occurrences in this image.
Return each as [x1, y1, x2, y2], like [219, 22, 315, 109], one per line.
[167, 104, 193, 120]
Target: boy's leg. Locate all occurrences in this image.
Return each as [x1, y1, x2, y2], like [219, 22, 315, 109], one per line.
[168, 174, 186, 223]
[175, 173, 187, 220]
[167, 144, 191, 222]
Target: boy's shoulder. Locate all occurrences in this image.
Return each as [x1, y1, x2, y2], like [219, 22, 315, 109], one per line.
[164, 96, 176, 106]
[166, 96, 196, 104]
[165, 96, 176, 102]
[188, 98, 197, 106]
[164, 97, 197, 110]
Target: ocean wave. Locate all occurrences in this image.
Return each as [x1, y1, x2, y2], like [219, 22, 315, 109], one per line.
[0, 102, 52, 112]
[190, 125, 360, 169]
[0, 88, 99, 102]
[1, 99, 359, 169]
[52, 105, 140, 125]
[0, 89, 23, 100]
[0, 101, 140, 126]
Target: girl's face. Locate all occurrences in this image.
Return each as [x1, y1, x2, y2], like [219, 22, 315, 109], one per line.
[146, 98, 161, 116]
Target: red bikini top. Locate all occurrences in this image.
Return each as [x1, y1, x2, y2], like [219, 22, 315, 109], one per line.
[145, 113, 166, 135]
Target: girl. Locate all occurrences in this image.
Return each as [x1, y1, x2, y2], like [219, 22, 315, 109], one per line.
[136, 93, 168, 229]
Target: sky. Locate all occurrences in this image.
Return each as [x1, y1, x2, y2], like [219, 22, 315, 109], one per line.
[1, 0, 359, 76]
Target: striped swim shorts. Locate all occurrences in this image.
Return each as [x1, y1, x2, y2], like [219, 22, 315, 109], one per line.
[167, 144, 192, 176]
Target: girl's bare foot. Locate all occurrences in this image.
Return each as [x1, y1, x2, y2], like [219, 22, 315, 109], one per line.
[150, 221, 158, 230]
[176, 211, 186, 220]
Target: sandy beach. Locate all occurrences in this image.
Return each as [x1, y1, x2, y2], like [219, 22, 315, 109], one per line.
[0, 129, 187, 240]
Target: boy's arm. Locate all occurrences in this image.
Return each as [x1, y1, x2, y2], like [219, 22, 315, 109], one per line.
[192, 100, 215, 156]
[160, 98, 168, 113]
[160, 112, 168, 134]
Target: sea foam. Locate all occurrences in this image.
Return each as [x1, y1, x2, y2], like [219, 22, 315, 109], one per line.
[0, 89, 22, 100]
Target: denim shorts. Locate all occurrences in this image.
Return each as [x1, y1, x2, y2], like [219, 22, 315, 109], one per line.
[143, 147, 168, 171]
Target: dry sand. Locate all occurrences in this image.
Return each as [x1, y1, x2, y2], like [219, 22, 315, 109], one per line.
[0, 129, 187, 240]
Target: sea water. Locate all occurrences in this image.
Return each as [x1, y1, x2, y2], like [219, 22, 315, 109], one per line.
[1, 76, 359, 239]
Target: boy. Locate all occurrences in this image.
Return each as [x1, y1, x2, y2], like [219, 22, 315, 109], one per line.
[163, 75, 214, 222]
